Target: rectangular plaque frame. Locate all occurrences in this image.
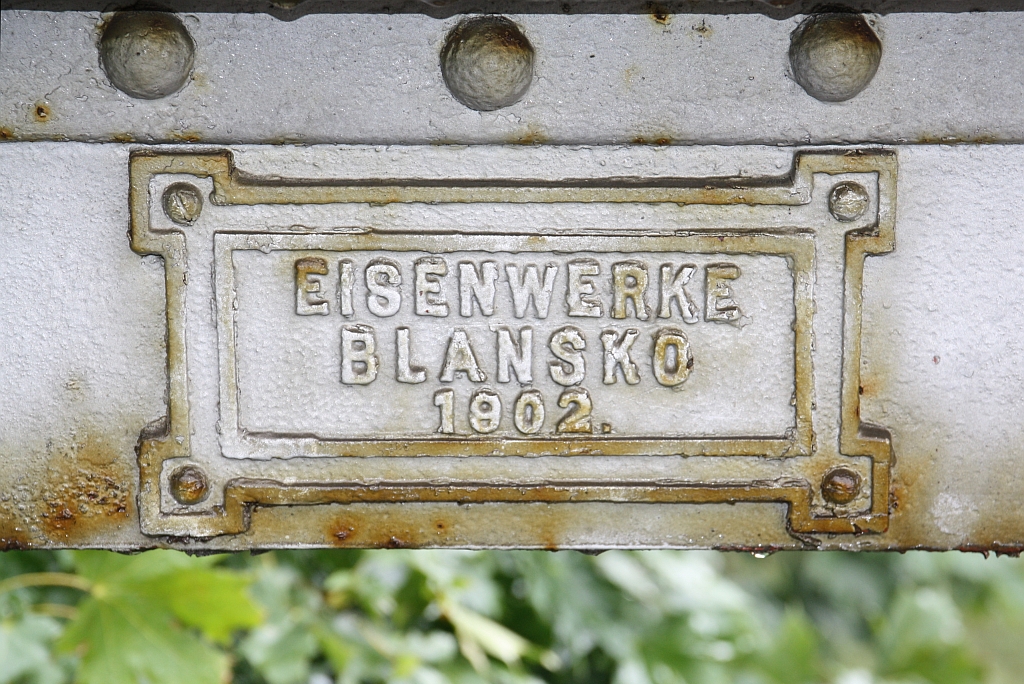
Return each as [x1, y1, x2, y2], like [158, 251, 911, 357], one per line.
[129, 149, 896, 542]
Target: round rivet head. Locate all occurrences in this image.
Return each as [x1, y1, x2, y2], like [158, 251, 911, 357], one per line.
[162, 182, 203, 225]
[789, 13, 881, 102]
[828, 181, 869, 221]
[440, 16, 534, 111]
[169, 465, 209, 505]
[821, 467, 862, 505]
[100, 12, 195, 100]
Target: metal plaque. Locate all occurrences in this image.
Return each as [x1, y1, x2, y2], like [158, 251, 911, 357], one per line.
[127, 148, 894, 541]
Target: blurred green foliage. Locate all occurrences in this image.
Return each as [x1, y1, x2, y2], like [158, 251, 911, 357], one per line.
[1, 548, 1022, 684]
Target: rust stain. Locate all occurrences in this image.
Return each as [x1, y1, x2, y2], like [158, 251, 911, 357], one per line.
[632, 135, 673, 146]
[623, 64, 641, 87]
[325, 515, 429, 548]
[37, 434, 133, 542]
[171, 130, 203, 143]
[267, 136, 306, 146]
[0, 127, 14, 140]
[915, 133, 999, 145]
[957, 543, 1023, 557]
[32, 102, 51, 123]
[531, 508, 561, 551]
[0, 520, 31, 550]
[647, 3, 671, 26]
[359, 525, 415, 549]
[509, 124, 548, 145]
[891, 481, 907, 511]
[327, 517, 357, 544]
[324, 510, 466, 548]
[113, 132, 136, 143]
[691, 19, 713, 38]
[93, 12, 112, 36]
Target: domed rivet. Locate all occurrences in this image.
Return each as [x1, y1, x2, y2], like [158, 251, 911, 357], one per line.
[169, 465, 209, 506]
[828, 181, 869, 222]
[100, 12, 195, 100]
[821, 467, 862, 505]
[440, 16, 534, 112]
[789, 13, 881, 102]
[162, 183, 203, 225]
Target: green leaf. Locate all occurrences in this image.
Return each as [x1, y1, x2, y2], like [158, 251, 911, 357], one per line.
[71, 549, 209, 584]
[54, 550, 263, 684]
[441, 597, 558, 673]
[59, 594, 227, 684]
[0, 614, 67, 684]
[756, 608, 821, 684]
[239, 622, 318, 684]
[237, 562, 326, 684]
[878, 588, 985, 684]
[311, 620, 355, 672]
[893, 645, 984, 684]
[142, 568, 263, 643]
[22, 546, 1019, 684]
[72, 550, 260, 642]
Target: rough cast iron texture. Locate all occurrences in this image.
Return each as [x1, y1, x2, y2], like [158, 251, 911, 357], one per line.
[3, 10, 1024, 145]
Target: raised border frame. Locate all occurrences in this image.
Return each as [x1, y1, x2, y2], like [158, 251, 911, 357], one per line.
[129, 148, 896, 540]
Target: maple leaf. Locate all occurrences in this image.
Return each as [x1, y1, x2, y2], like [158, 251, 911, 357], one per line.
[57, 550, 262, 684]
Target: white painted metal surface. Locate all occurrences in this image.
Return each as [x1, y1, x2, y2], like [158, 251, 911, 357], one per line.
[2, 10, 1024, 145]
[1, 7, 1022, 551]
[1, 141, 1022, 550]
